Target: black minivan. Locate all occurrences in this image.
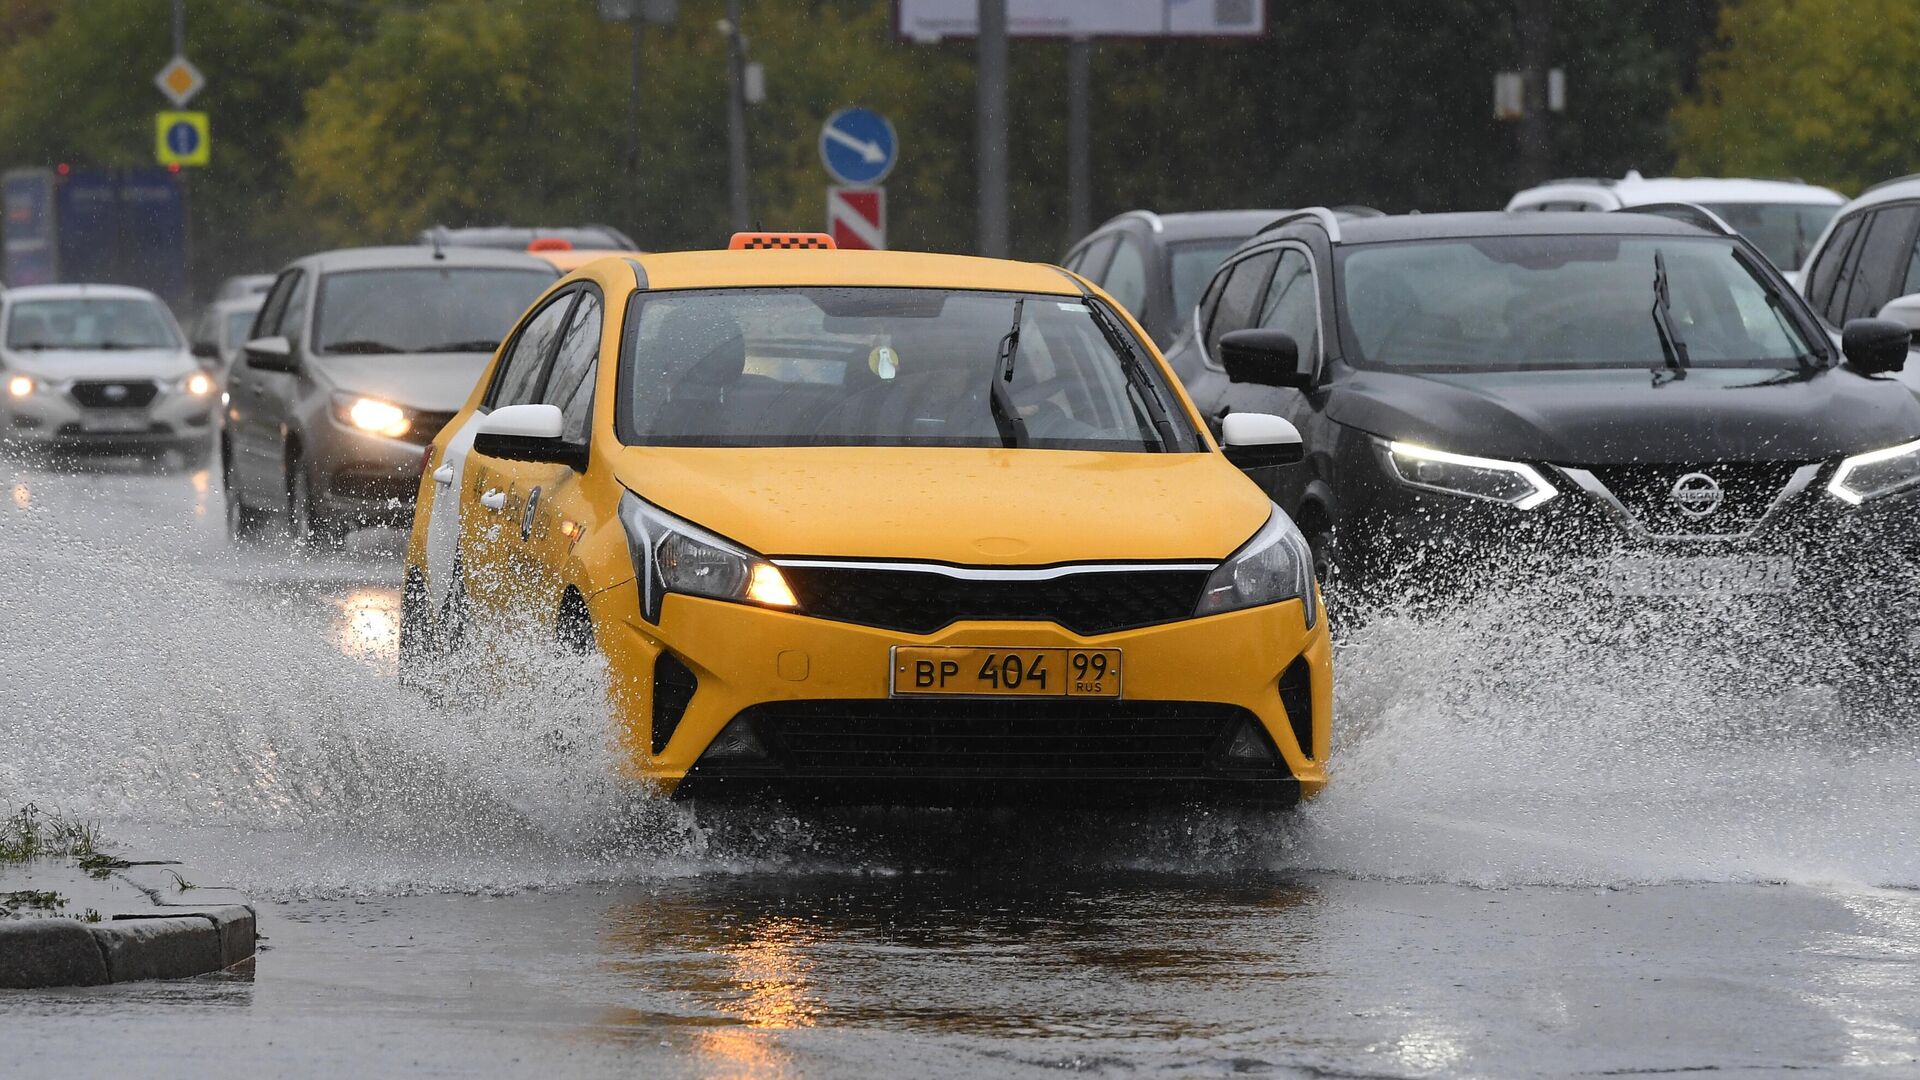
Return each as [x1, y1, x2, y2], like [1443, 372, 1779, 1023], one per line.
[1163, 209, 1920, 715]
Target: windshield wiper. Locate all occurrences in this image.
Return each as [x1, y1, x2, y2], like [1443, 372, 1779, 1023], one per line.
[416, 339, 500, 353]
[987, 298, 1029, 449]
[1084, 299, 1180, 450]
[1650, 249, 1691, 385]
[324, 340, 405, 354]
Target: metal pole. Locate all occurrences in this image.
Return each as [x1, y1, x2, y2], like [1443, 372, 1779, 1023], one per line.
[627, 19, 641, 213]
[171, 0, 184, 55]
[976, 0, 1009, 257]
[724, 0, 751, 230]
[1517, 0, 1551, 187]
[1066, 36, 1091, 245]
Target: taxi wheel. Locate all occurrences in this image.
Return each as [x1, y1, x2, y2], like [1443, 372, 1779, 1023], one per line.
[287, 457, 348, 551]
[556, 591, 594, 655]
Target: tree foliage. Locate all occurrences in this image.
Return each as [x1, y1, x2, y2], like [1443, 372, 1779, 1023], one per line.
[1674, 0, 1920, 194]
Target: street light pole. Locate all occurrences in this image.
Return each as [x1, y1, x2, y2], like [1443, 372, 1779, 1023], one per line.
[171, 0, 184, 56]
[976, 0, 1009, 258]
[1066, 36, 1092, 246]
[724, 0, 752, 230]
[627, 19, 642, 214]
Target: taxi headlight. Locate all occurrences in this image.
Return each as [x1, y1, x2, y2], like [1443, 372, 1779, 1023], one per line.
[6, 374, 34, 399]
[332, 394, 412, 438]
[1379, 439, 1558, 509]
[1195, 506, 1317, 627]
[1828, 438, 1920, 505]
[618, 492, 797, 623]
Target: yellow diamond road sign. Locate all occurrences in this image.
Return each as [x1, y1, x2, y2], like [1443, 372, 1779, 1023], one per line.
[154, 55, 204, 108]
[156, 111, 210, 167]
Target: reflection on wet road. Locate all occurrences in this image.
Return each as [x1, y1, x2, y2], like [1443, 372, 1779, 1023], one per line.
[2, 452, 1918, 1077]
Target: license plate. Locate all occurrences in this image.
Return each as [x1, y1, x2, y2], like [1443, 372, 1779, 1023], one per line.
[891, 646, 1121, 698]
[1601, 555, 1795, 596]
[80, 413, 149, 433]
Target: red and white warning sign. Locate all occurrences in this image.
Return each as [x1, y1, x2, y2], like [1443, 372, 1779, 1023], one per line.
[827, 185, 886, 250]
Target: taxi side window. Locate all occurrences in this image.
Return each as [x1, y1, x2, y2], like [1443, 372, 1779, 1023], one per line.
[1204, 250, 1278, 360]
[541, 290, 602, 444]
[487, 291, 576, 410]
[1100, 237, 1150, 317]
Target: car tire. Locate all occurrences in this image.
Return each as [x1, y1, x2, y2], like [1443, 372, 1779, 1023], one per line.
[223, 451, 269, 543]
[287, 455, 348, 551]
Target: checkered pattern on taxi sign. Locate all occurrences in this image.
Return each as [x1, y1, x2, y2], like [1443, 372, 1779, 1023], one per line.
[728, 232, 837, 250]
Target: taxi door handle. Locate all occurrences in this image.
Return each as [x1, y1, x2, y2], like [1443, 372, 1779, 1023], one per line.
[480, 489, 506, 511]
[432, 464, 455, 486]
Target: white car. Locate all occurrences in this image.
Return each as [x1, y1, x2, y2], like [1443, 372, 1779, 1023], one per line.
[1793, 174, 1920, 339]
[1507, 171, 1844, 282]
[0, 284, 219, 460]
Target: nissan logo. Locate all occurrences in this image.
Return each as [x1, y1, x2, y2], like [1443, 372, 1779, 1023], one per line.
[1669, 471, 1724, 518]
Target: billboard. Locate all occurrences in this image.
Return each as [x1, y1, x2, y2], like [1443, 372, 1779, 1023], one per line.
[894, 0, 1266, 41]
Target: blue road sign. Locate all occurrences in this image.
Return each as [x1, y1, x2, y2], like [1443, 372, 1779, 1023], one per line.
[819, 107, 897, 186]
[165, 121, 200, 157]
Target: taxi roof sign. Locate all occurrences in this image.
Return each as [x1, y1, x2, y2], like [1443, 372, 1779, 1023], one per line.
[729, 231, 836, 250]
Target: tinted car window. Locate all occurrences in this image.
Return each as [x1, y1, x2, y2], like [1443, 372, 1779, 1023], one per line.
[313, 267, 556, 355]
[1168, 239, 1243, 327]
[618, 287, 1200, 452]
[1204, 250, 1278, 359]
[1841, 204, 1920, 321]
[1100, 237, 1150, 317]
[489, 292, 576, 409]
[1073, 235, 1118, 280]
[1826, 212, 1875, 325]
[1337, 235, 1817, 371]
[1257, 249, 1320, 360]
[1805, 212, 1863, 321]
[254, 270, 299, 338]
[280, 271, 312, 348]
[542, 290, 602, 443]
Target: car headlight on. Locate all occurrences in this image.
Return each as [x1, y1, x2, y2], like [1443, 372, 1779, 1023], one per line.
[1379, 439, 1558, 509]
[6, 374, 34, 399]
[179, 371, 216, 397]
[1195, 506, 1317, 626]
[1828, 437, 1920, 505]
[331, 394, 412, 439]
[618, 492, 798, 623]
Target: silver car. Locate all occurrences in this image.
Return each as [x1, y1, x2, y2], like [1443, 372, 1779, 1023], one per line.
[0, 284, 218, 461]
[222, 245, 557, 548]
[189, 294, 266, 372]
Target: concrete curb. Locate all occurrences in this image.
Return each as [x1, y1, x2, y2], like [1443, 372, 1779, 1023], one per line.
[0, 860, 257, 990]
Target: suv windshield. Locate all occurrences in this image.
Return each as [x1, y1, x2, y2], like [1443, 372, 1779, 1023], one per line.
[5, 298, 178, 351]
[1337, 236, 1820, 373]
[617, 287, 1201, 451]
[1696, 202, 1839, 271]
[313, 268, 556, 354]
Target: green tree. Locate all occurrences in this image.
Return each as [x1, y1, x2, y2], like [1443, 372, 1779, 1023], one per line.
[1674, 0, 1920, 193]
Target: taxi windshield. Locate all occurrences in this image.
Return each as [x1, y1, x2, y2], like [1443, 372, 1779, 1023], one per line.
[5, 298, 179, 351]
[616, 287, 1201, 451]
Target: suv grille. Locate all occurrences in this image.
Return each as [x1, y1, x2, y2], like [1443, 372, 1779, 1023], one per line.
[1581, 461, 1810, 538]
[733, 699, 1265, 779]
[70, 380, 158, 409]
[776, 564, 1210, 635]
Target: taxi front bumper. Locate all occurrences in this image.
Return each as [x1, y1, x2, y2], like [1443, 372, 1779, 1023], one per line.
[587, 584, 1331, 806]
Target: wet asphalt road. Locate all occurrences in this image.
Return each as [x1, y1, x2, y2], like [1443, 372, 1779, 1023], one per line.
[2, 453, 1918, 1078]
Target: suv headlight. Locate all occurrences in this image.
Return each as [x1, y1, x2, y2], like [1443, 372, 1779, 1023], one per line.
[1828, 438, 1920, 505]
[1378, 439, 1558, 509]
[331, 393, 412, 438]
[618, 492, 797, 623]
[1195, 506, 1317, 627]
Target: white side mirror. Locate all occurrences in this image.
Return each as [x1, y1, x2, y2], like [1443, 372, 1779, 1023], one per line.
[1221, 412, 1304, 468]
[1875, 294, 1920, 335]
[477, 402, 564, 439]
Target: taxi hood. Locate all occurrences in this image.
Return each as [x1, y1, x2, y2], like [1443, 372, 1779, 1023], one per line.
[616, 447, 1272, 564]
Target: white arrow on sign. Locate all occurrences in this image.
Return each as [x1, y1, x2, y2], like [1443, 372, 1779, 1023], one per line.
[824, 126, 887, 164]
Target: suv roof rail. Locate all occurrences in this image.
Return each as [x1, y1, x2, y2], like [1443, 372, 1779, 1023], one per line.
[1610, 202, 1737, 237]
[1861, 173, 1920, 197]
[1331, 204, 1386, 218]
[1256, 207, 1343, 243]
[1100, 209, 1164, 233]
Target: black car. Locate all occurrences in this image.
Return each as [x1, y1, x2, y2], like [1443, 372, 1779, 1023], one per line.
[1164, 208, 1920, 715]
[1063, 210, 1291, 348]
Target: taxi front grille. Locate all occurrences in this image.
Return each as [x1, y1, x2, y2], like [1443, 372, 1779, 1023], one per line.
[734, 699, 1259, 779]
[775, 563, 1211, 635]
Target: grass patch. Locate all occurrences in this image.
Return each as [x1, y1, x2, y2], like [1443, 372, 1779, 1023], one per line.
[0, 804, 109, 866]
[0, 889, 68, 917]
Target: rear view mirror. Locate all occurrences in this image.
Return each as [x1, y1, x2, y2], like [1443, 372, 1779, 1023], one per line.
[1220, 411, 1304, 469]
[1218, 329, 1313, 389]
[473, 402, 587, 470]
[1842, 318, 1910, 376]
[243, 336, 296, 373]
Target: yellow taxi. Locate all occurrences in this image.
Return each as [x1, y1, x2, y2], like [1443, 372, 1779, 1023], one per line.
[401, 233, 1331, 806]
